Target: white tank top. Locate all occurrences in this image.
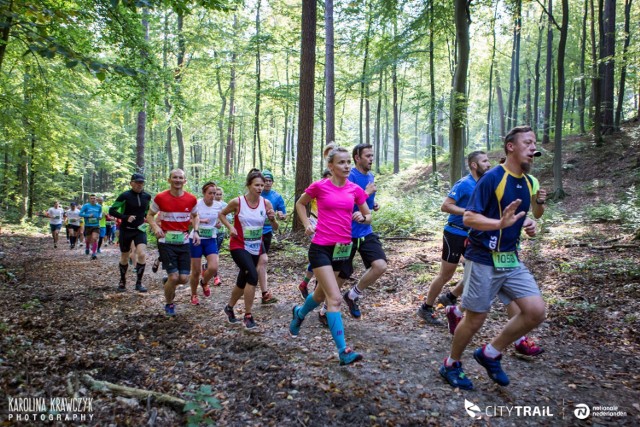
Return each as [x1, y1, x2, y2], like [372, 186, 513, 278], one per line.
[231, 196, 266, 255]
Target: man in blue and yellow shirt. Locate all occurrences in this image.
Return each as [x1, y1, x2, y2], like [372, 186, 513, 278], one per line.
[440, 126, 546, 391]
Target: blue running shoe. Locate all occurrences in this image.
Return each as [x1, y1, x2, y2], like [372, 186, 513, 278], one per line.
[85, 248, 90, 255]
[343, 291, 361, 319]
[439, 359, 473, 390]
[165, 303, 176, 317]
[339, 348, 363, 365]
[473, 346, 510, 386]
[289, 306, 304, 337]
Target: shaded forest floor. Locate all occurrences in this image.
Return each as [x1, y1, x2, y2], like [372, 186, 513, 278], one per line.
[2, 125, 640, 426]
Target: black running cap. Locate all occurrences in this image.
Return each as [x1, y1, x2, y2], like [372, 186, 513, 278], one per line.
[131, 173, 145, 182]
[533, 151, 542, 157]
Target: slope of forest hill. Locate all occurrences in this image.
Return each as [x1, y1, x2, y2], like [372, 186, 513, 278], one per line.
[393, 121, 640, 217]
[0, 124, 639, 426]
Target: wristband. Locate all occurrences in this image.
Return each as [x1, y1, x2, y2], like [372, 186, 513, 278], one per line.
[536, 199, 545, 205]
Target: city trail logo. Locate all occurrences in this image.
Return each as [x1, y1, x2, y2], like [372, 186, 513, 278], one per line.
[464, 399, 554, 419]
[574, 404, 590, 420]
[7, 396, 94, 422]
[465, 399, 482, 419]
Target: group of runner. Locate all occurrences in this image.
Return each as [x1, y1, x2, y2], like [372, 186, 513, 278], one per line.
[42, 125, 548, 389]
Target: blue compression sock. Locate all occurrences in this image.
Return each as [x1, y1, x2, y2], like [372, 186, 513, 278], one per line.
[297, 293, 320, 319]
[326, 311, 347, 353]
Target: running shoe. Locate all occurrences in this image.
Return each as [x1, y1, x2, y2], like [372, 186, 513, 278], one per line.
[224, 305, 239, 324]
[191, 295, 200, 305]
[152, 259, 160, 273]
[213, 276, 222, 286]
[514, 337, 545, 357]
[117, 281, 126, 293]
[243, 314, 257, 331]
[343, 291, 361, 319]
[473, 346, 510, 386]
[200, 279, 211, 297]
[85, 248, 90, 255]
[97, 249, 101, 254]
[416, 304, 442, 325]
[445, 305, 463, 335]
[54, 244, 57, 249]
[162, 276, 168, 285]
[298, 282, 309, 300]
[438, 292, 457, 307]
[91, 254, 97, 260]
[128, 258, 132, 265]
[135, 283, 147, 293]
[439, 360, 473, 390]
[339, 348, 363, 366]
[261, 292, 278, 305]
[318, 311, 328, 328]
[289, 306, 304, 337]
[165, 303, 176, 317]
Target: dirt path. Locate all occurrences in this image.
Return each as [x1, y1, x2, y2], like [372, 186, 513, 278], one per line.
[1, 231, 639, 426]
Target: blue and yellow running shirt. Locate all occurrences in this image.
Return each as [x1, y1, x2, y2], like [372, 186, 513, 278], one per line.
[464, 165, 533, 266]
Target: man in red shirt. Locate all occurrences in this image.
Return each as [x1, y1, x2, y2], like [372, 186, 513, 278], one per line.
[147, 169, 200, 316]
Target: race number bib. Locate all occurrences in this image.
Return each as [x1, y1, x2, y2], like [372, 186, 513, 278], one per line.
[165, 231, 185, 244]
[138, 223, 149, 232]
[199, 227, 214, 238]
[492, 251, 519, 271]
[69, 218, 79, 224]
[332, 243, 353, 261]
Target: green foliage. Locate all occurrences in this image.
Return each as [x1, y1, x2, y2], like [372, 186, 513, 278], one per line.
[183, 384, 221, 427]
[582, 186, 640, 230]
[373, 192, 442, 236]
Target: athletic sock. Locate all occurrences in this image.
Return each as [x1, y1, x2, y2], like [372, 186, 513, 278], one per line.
[446, 291, 458, 304]
[515, 336, 526, 345]
[91, 242, 98, 253]
[70, 236, 76, 246]
[297, 294, 320, 319]
[453, 306, 463, 317]
[320, 303, 327, 315]
[326, 312, 347, 353]
[445, 357, 457, 367]
[119, 263, 128, 283]
[98, 236, 103, 250]
[484, 343, 501, 358]
[421, 302, 433, 310]
[348, 285, 363, 301]
[302, 275, 311, 285]
[135, 263, 145, 284]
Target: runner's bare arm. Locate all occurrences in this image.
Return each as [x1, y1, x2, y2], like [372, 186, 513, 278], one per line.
[353, 202, 372, 224]
[146, 209, 164, 238]
[295, 193, 315, 236]
[218, 198, 239, 237]
[441, 197, 465, 216]
[463, 199, 525, 231]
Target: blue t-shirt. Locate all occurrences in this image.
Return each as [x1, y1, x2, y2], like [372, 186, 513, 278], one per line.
[349, 168, 375, 238]
[261, 189, 286, 235]
[464, 165, 533, 266]
[79, 203, 103, 227]
[443, 174, 477, 237]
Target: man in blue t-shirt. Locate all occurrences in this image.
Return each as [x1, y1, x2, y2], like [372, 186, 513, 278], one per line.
[416, 151, 491, 326]
[439, 126, 546, 391]
[257, 169, 287, 305]
[337, 143, 388, 319]
[79, 194, 103, 260]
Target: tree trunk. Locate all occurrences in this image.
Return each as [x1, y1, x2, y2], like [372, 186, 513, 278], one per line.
[392, 62, 399, 174]
[542, 0, 554, 144]
[496, 71, 506, 137]
[0, 0, 13, 72]
[216, 67, 227, 174]
[163, 11, 174, 171]
[486, 3, 498, 150]
[525, 77, 532, 126]
[375, 69, 382, 173]
[225, 15, 238, 176]
[449, 0, 470, 184]
[324, 0, 335, 146]
[553, 0, 568, 199]
[590, 0, 603, 144]
[175, 10, 186, 170]
[135, 8, 149, 173]
[253, 0, 263, 170]
[359, 0, 372, 146]
[507, 0, 522, 129]
[429, 3, 438, 184]
[614, 0, 633, 130]
[533, 12, 544, 134]
[294, 0, 316, 232]
[578, 0, 588, 133]
[599, 0, 615, 134]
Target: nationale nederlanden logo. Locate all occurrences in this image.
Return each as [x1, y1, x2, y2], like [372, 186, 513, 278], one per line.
[574, 403, 590, 419]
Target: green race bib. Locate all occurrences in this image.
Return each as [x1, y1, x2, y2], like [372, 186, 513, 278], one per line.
[199, 227, 214, 238]
[69, 218, 79, 224]
[492, 251, 519, 271]
[244, 226, 262, 241]
[138, 223, 149, 232]
[333, 243, 353, 261]
[165, 231, 185, 244]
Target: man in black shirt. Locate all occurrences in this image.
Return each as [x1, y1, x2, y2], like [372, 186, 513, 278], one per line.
[110, 173, 152, 292]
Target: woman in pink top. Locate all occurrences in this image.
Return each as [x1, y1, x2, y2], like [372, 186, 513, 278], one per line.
[291, 144, 371, 365]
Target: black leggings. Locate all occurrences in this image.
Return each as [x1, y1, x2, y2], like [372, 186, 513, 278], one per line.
[230, 249, 260, 289]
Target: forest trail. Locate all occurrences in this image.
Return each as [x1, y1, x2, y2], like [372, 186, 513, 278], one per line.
[1, 219, 638, 425]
